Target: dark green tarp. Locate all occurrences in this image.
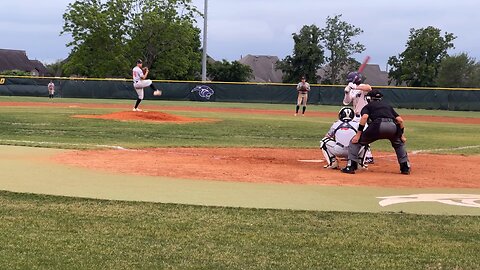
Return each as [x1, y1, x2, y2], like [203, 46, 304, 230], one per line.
[1, 77, 479, 111]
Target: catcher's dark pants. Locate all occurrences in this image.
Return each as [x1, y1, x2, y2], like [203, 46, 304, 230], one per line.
[348, 118, 409, 164]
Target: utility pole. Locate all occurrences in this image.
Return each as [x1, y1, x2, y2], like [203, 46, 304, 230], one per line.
[201, 0, 208, 82]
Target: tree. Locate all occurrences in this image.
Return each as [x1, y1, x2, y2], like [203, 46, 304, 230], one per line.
[207, 60, 253, 82]
[388, 26, 456, 87]
[62, 0, 201, 79]
[62, 0, 132, 77]
[45, 60, 66, 77]
[319, 14, 365, 84]
[128, 0, 201, 80]
[276, 25, 324, 83]
[436, 53, 480, 88]
[0, 70, 31, 76]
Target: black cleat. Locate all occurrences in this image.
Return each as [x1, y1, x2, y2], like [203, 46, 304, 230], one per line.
[400, 162, 411, 175]
[341, 160, 358, 174]
[341, 166, 356, 174]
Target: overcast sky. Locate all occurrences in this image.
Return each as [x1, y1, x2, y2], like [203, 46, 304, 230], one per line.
[1, 0, 478, 70]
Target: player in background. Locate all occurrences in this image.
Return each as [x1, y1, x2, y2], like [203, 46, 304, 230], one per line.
[343, 71, 375, 164]
[132, 59, 162, 111]
[295, 76, 310, 116]
[320, 107, 368, 169]
[341, 89, 410, 175]
[48, 80, 55, 99]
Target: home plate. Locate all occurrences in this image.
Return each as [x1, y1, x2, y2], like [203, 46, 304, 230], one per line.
[298, 159, 324, 163]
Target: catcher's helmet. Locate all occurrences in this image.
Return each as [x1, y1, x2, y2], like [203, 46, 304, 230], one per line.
[365, 89, 383, 103]
[346, 72, 362, 85]
[338, 107, 355, 122]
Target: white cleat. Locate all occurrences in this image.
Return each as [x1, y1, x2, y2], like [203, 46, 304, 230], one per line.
[132, 108, 137, 112]
[323, 159, 339, 169]
[136, 108, 143, 112]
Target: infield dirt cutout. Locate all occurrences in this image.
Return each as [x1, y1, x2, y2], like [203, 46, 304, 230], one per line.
[53, 148, 480, 189]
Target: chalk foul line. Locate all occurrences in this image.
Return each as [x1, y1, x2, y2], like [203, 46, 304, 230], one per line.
[0, 139, 127, 150]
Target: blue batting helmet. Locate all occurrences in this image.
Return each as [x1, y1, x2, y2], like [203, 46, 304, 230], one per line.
[346, 72, 362, 85]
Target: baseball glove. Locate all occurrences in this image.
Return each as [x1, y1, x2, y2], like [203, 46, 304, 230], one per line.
[142, 67, 149, 73]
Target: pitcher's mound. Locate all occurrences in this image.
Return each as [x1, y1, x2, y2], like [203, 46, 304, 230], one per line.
[73, 111, 215, 124]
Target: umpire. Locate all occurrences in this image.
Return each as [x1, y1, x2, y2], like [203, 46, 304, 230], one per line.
[341, 89, 411, 175]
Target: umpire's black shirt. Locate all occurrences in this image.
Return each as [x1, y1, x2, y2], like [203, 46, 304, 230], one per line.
[361, 100, 399, 122]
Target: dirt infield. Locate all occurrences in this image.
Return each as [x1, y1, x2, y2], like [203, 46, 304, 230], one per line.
[53, 148, 480, 189]
[73, 111, 215, 124]
[1, 101, 479, 124]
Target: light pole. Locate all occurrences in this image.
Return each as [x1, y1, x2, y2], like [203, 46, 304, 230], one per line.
[201, 0, 208, 82]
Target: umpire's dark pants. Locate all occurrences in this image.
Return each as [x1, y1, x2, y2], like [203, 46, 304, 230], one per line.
[348, 118, 409, 164]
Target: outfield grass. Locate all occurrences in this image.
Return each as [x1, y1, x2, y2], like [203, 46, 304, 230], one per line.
[1, 191, 479, 270]
[0, 97, 479, 153]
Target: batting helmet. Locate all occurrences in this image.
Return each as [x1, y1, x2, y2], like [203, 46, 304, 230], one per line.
[365, 89, 383, 103]
[338, 107, 355, 122]
[346, 72, 362, 85]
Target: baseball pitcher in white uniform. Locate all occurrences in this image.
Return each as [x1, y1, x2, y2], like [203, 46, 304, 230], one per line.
[132, 59, 162, 111]
[343, 71, 374, 164]
[320, 107, 369, 169]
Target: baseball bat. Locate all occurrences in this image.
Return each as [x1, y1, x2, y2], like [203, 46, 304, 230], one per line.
[358, 56, 371, 73]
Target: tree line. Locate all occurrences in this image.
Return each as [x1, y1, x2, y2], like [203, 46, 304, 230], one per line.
[52, 0, 479, 88]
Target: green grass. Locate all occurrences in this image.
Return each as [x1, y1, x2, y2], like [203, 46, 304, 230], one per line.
[1, 190, 479, 270]
[0, 97, 480, 154]
[0, 97, 478, 153]
[1, 97, 479, 268]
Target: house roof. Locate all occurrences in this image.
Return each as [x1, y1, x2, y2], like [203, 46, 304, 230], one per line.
[238, 54, 390, 85]
[238, 54, 284, 83]
[0, 48, 48, 75]
[361, 64, 389, 86]
[30, 59, 49, 75]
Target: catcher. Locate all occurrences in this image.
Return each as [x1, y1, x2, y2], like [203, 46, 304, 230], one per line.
[132, 59, 162, 111]
[320, 107, 369, 169]
[295, 76, 310, 116]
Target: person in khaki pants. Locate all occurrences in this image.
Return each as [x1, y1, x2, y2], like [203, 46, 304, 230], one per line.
[48, 80, 55, 99]
[295, 76, 310, 116]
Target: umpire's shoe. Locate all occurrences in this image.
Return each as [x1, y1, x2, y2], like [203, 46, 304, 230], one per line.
[341, 160, 358, 174]
[400, 162, 411, 175]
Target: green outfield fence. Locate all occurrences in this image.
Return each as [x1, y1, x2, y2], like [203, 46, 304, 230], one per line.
[1, 76, 479, 111]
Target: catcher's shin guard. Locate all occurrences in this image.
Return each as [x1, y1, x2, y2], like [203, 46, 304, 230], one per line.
[320, 137, 336, 167]
[358, 145, 369, 168]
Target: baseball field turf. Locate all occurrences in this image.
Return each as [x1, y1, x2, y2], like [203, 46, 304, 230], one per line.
[0, 96, 479, 269]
